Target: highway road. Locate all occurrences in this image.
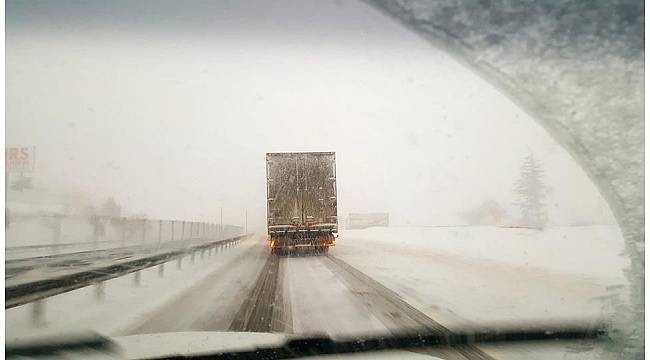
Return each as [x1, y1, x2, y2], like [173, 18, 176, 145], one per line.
[6, 232, 615, 359]
[116, 233, 613, 359]
[123, 240, 492, 359]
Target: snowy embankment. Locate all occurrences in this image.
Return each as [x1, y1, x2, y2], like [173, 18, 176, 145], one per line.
[332, 225, 629, 331]
[339, 225, 627, 283]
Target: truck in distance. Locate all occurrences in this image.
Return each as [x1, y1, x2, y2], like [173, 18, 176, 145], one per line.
[266, 152, 338, 254]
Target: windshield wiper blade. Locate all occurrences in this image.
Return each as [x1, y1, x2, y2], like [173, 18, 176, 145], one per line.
[143, 325, 608, 360]
[6, 333, 116, 359]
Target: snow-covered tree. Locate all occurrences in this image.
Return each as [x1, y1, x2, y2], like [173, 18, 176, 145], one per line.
[513, 151, 549, 229]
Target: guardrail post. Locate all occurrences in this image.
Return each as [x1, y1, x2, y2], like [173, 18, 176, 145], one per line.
[95, 281, 105, 301]
[181, 221, 185, 241]
[191, 252, 195, 264]
[177, 257, 182, 269]
[158, 263, 165, 277]
[133, 270, 141, 286]
[31, 299, 45, 327]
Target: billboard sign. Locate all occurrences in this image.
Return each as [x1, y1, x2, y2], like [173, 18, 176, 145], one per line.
[346, 212, 389, 229]
[6, 146, 36, 173]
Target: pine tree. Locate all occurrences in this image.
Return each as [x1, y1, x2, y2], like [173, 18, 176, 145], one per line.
[513, 151, 549, 229]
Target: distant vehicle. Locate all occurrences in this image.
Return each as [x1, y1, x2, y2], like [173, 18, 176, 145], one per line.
[266, 152, 338, 254]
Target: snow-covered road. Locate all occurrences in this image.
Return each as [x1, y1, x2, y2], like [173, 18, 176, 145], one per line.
[125, 226, 621, 359]
[285, 255, 386, 337]
[7, 226, 623, 359]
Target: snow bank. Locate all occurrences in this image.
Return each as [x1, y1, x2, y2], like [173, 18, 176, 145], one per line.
[340, 225, 628, 282]
[332, 225, 629, 330]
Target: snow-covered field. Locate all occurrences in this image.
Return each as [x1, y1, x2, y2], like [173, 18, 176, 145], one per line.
[339, 225, 627, 283]
[329, 225, 627, 359]
[329, 225, 627, 358]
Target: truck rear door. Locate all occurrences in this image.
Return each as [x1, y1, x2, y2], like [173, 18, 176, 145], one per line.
[298, 153, 337, 228]
[267, 153, 300, 227]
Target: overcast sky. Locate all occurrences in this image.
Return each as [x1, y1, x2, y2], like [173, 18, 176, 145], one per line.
[6, 0, 615, 230]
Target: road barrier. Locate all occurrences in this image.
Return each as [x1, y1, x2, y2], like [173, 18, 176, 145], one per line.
[6, 213, 243, 255]
[5, 234, 251, 309]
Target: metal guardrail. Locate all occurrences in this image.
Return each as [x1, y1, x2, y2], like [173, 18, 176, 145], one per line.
[6, 213, 243, 252]
[5, 234, 251, 309]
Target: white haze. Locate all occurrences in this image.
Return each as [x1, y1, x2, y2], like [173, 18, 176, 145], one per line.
[5, 0, 615, 231]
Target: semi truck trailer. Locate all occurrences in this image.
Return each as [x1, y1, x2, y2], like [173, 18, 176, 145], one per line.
[266, 152, 338, 254]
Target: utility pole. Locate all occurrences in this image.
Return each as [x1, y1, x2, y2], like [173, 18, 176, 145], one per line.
[220, 207, 223, 235]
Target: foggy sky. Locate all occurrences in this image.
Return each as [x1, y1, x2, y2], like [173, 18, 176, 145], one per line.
[6, 0, 615, 230]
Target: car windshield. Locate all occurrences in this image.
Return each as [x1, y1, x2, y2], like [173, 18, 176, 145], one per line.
[5, 1, 643, 359]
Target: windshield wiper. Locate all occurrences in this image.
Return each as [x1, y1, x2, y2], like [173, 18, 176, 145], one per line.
[6, 333, 115, 359]
[144, 325, 608, 360]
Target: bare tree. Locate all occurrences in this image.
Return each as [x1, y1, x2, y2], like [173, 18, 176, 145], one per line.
[513, 151, 549, 229]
